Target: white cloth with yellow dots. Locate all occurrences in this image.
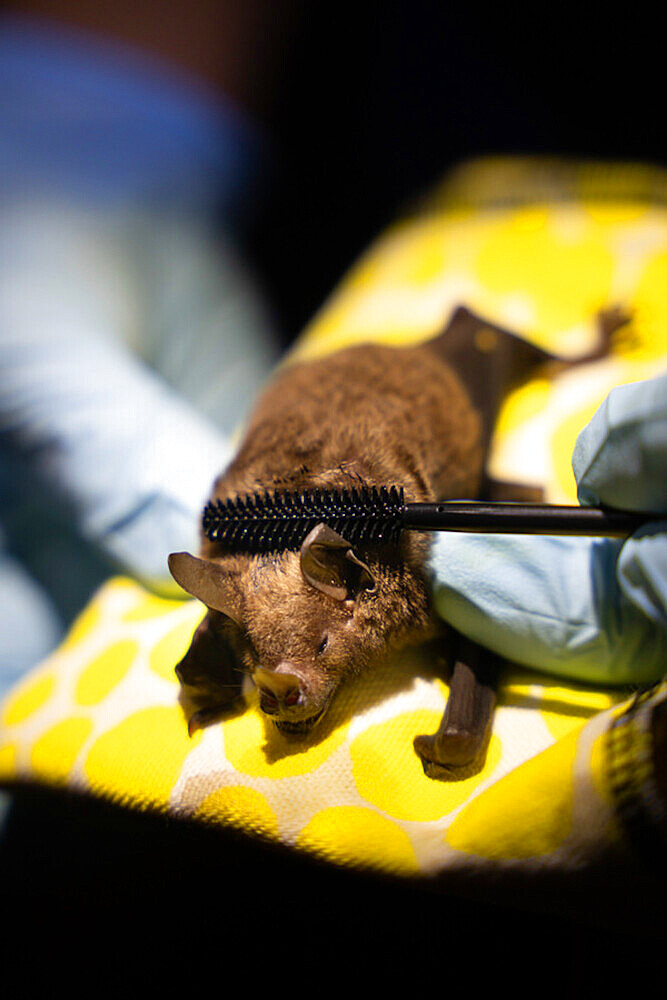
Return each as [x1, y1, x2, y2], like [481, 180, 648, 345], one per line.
[1, 157, 666, 928]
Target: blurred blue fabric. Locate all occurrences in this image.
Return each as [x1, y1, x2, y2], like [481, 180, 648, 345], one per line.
[0, 13, 264, 215]
[430, 375, 667, 685]
[0, 15, 279, 697]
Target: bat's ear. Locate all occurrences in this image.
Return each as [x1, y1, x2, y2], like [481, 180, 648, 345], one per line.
[168, 552, 242, 624]
[300, 524, 375, 602]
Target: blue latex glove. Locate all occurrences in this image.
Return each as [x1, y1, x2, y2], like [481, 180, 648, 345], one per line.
[0, 14, 259, 595]
[429, 375, 667, 685]
[0, 314, 233, 593]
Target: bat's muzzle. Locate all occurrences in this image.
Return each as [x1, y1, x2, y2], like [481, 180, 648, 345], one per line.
[253, 666, 302, 714]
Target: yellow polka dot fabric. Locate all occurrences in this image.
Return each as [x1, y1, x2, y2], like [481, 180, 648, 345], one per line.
[1, 157, 666, 899]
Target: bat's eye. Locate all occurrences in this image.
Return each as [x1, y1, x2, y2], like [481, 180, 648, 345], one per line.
[317, 635, 329, 655]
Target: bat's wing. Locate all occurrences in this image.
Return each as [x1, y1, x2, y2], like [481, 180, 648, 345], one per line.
[425, 304, 623, 455]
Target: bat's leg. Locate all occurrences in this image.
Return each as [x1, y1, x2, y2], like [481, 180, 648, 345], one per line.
[414, 633, 501, 780]
[544, 304, 633, 375]
[595, 305, 634, 354]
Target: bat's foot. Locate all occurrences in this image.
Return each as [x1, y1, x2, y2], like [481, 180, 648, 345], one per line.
[414, 635, 500, 781]
[597, 304, 634, 348]
[413, 726, 489, 780]
[546, 304, 633, 375]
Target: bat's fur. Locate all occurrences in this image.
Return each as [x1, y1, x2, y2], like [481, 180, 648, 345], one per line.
[169, 305, 620, 752]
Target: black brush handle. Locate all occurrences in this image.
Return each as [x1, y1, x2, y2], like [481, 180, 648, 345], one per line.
[403, 501, 655, 537]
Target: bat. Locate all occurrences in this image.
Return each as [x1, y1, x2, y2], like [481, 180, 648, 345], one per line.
[168, 304, 622, 777]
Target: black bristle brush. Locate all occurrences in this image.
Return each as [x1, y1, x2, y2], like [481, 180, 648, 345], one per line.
[202, 485, 655, 553]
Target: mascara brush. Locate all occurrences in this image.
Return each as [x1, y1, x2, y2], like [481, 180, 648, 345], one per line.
[202, 486, 655, 553]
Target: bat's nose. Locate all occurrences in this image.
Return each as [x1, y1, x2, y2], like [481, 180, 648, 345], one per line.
[253, 666, 302, 711]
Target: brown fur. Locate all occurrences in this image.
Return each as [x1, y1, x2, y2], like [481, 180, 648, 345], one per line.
[174, 334, 483, 734]
[214, 341, 483, 506]
[170, 305, 621, 740]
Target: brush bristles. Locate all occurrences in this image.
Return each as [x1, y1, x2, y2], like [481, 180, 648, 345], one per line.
[202, 485, 405, 552]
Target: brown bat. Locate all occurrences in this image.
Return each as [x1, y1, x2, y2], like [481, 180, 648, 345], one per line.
[168, 305, 622, 778]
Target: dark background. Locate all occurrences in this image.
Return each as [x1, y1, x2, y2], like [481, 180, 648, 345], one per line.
[8, 1, 663, 344]
[241, 3, 665, 344]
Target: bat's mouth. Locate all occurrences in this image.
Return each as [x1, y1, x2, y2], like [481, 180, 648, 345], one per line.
[272, 707, 327, 736]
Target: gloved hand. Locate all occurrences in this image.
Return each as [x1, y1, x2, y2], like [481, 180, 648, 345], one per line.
[0, 13, 275, 604]
[429, 374, 667, 685]
[0, 17, 283, 708]
[0, 318, 233, 594]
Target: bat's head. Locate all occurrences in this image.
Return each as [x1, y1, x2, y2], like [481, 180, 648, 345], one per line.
[168, 524, 430, 735]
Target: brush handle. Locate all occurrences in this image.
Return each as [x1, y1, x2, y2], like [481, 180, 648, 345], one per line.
[403, 501, 655, 537]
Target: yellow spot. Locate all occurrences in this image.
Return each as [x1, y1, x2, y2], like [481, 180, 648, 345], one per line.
[539, 683, 618, 741]
[348, 221, 452, 289]
[195, 785, 279, 840]
[297, 806, 420, 875]
[446, 725, 580, 860]
[122, 592, 185, 622]
[350, 709, 502, 822]
[498, 669, 539, 703]
[583, 202, 647, 225]
[149, 614, 203, 683]
[634, 250, 667, 360]
[30, 717, 93, 784]
[60, 600, 102, 651]
[512, 208, 549, 233]
[0, 743, 17, 779]
[222, 693, 348, 779]
[550, 396, 610, 501]
[84, 706, 200, 808]
[475, 210, 613, 337]
[74, 640, 139, 706]
[1, 670, 56, 726]
[494, 377, 552, 440]
[400, 229, 450, 285]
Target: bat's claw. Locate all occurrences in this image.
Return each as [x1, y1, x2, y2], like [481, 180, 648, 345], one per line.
[188, 706, 220, 736]
[183, 695, 245, 736]
[413, 728, 487, 780]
